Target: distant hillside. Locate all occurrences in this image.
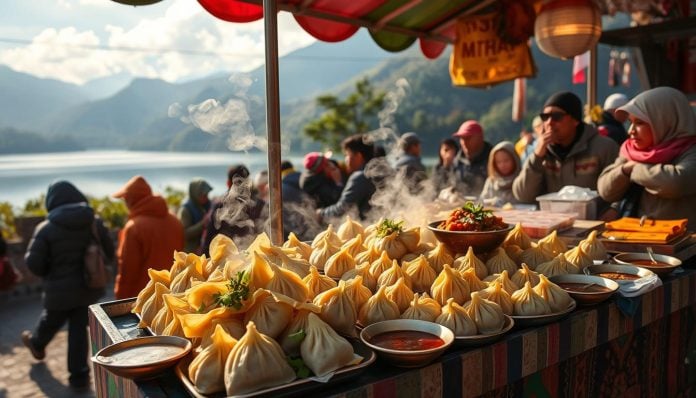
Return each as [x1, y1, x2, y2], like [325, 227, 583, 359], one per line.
[0, 127, 83, 154]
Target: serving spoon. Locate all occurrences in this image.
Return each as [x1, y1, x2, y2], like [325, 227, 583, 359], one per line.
[646, 246, 658, 265]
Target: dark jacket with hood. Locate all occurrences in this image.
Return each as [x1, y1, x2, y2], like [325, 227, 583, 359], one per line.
[25, 181, 114, 311]
[299, 171, 343, 208]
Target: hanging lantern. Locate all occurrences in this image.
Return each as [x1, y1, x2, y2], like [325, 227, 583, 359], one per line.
[534, 0, 602, 60]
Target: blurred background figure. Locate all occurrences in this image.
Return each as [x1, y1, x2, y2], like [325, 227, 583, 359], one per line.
[253, 170, 270, 204]
[178, 178, 212, 254]
[452, 120, 493, 196]
[22, 180, 114, 391]
[281, 160, 317, 240]
[201, 165, 265, 254]
[394, 132, 427, 193]
[0, 233, 20, 291]
[300, 152, 344, 209]
[598, 93, 629, 145]
[598, 87, 696, 228]
[112, 176, 183, 299]
[479, 141, 521, 207]
[431, 138, 460, 195]
[515, 115, 542, 163]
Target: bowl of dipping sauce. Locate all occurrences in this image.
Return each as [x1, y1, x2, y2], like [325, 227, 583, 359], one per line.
[586, 263, 655, 285]
[613, 252, 682, 276]
[549, 274, 619, 306]
[92, 336, 192, 380]
[359, 319, 454, 368]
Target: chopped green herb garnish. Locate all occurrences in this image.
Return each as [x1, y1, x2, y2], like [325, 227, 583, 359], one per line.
[213, 271, 250, 309]
[461, 201, 493, 223]
[376, 218, 404, 237]
[287, 356, 312, 378]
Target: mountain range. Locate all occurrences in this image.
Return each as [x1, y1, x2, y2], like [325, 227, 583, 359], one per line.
[0, 29, 639, 155]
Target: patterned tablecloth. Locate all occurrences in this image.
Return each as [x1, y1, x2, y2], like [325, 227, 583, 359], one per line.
[89, 267, 696, 398]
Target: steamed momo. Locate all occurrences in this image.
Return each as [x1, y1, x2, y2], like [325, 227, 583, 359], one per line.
[312, 224, 343, 248]
[431, 264, 470, 306]
[341, 235, 366, 258]
[324, 248, 356, 279]
[464, 292, 506, 334]
[504, 223, 532, 249]
[309, 239, 339, 271]
[377, 260, 412, 289]
[133, 268, 171, 314]
[454, 247, 488, 280]
[537, 231, 568, 256]
[402, 255, 437, 293]
[313, 280, 358, 336]
[435, 298, 477, 336]
[278, 302, 321, 356]
[264, 261, 310, 302]
[385, 277, 415, 313]
[243, 289, 294, 339]
[358, 285, 400, 326]
[337, 215, 365, 242]
[301, 313, 355, 377]
[511, 264, 540, 288]
[401, 293, 441, 322]
[283, 232, 313, 260]
[479, 281, 513, 315]
[303, 266, 337, 300]
[189, 324, 237, 394]
[533, 274, 574, 312]
[519, 243, 554, 270]
[369, 251, 393, 278]
[425, 243, 454, 273]
[578, 230, 607, 261]
[460, 268, 488, 292]
[344, 276, 372, 310]
[485, 247, 518, 275]
[340, 262, 377, 292]
[483, 270, 519, 295]
[139, 282, 170, 327]
[354, 246, 382, 266]
[563, 245, 593, 269]
[535, 253, 579, 278]
[511, 282, 551, 316]
[224, 321, 296, 395]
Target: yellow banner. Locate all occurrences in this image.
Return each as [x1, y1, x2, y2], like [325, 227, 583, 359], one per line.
[449, 13, 536, 87]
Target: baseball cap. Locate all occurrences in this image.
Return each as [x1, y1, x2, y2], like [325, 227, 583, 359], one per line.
[453, 120, 483, 138]
[303, 152, 328, 173]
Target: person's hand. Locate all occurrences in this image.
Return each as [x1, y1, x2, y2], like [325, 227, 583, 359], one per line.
[534, 128, 553, 157]
[621, 161, 637, 176]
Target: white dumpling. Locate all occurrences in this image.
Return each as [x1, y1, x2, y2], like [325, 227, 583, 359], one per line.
[243, 289, 294, 339]
[337, 215, 365, 242]
[358, 285, 400, 326]
[511, 282, 552, 316]
[402, 255, 437, 293]
[431, 264, 470, 306]
[224, 321, 296, 395]
[536, 253, 580, 278]
[385, 277, 415, 313]
[377, 260, 412, 289]
[313, 280, 358, 337]
[425, 243, 454, 273]
[519, 243, 554, 270]
[302, 266, 337, 300]
[485, 247, 518, 276]
[301, 313, 355, 377]
[454, 247, 488, 280]
[340, 262, 377, 293]
[401, 293, 441, 322]
[189, 324, 237, 394]
[435, 298, 477, 336]
[533, 274, 574, 312]
[278, 303, 321, 356]
[511, 263, 540, 288]
[464, 291, 506, 334]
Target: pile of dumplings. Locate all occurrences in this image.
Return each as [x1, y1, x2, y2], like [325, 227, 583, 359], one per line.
[131, 216, 603, 393]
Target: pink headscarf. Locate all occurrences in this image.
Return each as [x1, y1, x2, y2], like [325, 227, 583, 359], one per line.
[617, 87, 696, 164]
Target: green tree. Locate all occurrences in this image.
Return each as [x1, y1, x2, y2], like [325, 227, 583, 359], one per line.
[303, 77, 386, 152]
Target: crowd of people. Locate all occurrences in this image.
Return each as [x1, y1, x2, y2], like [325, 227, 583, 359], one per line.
[14, 86, 696, 389]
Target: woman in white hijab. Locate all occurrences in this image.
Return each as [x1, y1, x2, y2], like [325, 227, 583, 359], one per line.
[598, 87, 696, 229]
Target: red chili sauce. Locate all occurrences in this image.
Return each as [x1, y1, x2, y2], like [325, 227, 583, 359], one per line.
[557, 282, 613, 293]
[596, 272, 640, 281]
[370, 331, 445, 351]
[630, 260, 671, 267]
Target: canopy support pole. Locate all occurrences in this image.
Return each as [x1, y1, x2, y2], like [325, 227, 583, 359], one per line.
[587, 45, 598, 114]
[263, 0, 284, 245]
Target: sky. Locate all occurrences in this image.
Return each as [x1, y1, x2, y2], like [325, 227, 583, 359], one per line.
[0, 0, 317, 85]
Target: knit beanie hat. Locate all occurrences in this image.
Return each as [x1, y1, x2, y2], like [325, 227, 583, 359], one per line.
[544, 92, 583, 122]
[303, 152, 328, 173]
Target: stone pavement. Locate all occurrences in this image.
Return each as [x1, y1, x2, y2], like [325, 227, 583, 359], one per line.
[0, 288, 115, 398]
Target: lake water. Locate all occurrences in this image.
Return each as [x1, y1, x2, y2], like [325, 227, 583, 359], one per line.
[0, 150, 298, 207]
[1, 150, 438, 207]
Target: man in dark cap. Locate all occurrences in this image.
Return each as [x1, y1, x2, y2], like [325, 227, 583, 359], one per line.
[452, 120, 493, 196]
[513, 91, 619, 209]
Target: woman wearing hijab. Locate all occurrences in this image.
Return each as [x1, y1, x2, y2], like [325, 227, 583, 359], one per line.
[22, 181, 115, 391]
[598, 87, 696, 229]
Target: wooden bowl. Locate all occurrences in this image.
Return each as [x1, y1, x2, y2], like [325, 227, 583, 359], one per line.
[427, 221, 513, 254]
[359, 319, 454, 368]
[92, 336, 192, 380]
[549, 274, 618, 306]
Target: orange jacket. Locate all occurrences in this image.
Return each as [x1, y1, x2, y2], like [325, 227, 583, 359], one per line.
[114, 177, 184, 299]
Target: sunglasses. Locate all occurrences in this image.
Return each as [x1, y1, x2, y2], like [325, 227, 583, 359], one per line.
[539, 111, 567, 122]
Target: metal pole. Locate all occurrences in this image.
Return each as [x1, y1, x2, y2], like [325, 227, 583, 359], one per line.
[587, 45, 598, 118]
[263, 0, 284, 245]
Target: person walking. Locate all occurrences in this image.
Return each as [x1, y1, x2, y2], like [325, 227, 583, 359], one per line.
[178, 178, 213, 254]
[21, 180, 115, 391]
[112, 175, 183, 299]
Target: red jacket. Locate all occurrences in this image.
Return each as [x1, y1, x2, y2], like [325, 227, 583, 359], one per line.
[114, 177, 183, 299]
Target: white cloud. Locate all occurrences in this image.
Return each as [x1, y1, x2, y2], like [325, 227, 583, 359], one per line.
[0, 0, 316, 84]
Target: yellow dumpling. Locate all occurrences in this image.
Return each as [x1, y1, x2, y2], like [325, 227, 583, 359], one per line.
[504, 244, 524, 265]
[537, 231, 568, 256]
[536, 253, 580, 278]
[460, 268, 488, 292]
[162, 293, 195, 338]
[435, 298, 477, 336]
[169, 251, 189, 279]
[483, 270, 519, 295]
[189, 324, 237, 395]
[431, 264, 471, 306]
[478, 281, 513, 315]
[503, 223, 531, 249]
[402, 255, 437, 294]
[247, 252, 274, 291]
[519, 243, 554, 270]
[139, 282, 170, 327]
[511, 282, 552, 316]
[302, 265, 337, 300]
[301, 313, 355, 377]
[358, 285, 400, 326]
[224, 321, 296, 395]
[511, 263, 540, 288]
[170, 253, 206, 294]
[344, 276, 372, 310]
[185, 280, 229, 313]
[354, 246, 382, 266]
[454, 247, 488, 280]
[563, 245, 593, 270]
[265, 261, 310, 302]
[377, 260, 412, 290]
[199, 316, 245, 347]
[533, 274, 574, 312]
[385, 277, 415, 313]
[282, 232, 313, 260]
[425, 242, 454, 273]
[243, 289, 294, 339]
[341, 234, 366, 258]
[324, 248, 356, 279]
[399, 227, 421, 253]
[309, 238, 339, 272]
[340, 262, 377, 293]
[373, 231, 408, 260]
[206, 234, 240, 278]
[259, 245, 310, 278]
[337, 215, 365, 242]
[312, 224, 343, 249]
[464, 291, 505, 334]
[578, 230, 607, 261]
[485, 247, 518, 276]
[401, 293, 441, 322]
[313, 280, 358, 337]
[369, 251, 394, 279]
[133, 268, 171, 314]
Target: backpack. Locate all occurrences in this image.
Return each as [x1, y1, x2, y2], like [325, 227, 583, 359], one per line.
[84, 220, 107, 289]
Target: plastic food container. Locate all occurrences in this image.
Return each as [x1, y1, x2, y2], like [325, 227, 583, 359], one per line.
[536, 189, 600, 220]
